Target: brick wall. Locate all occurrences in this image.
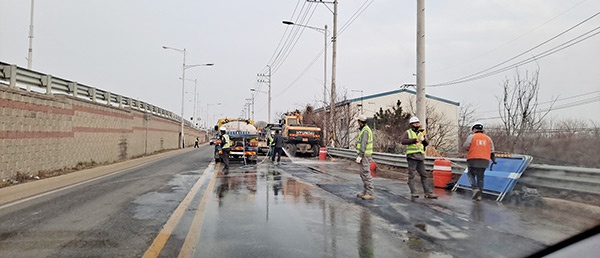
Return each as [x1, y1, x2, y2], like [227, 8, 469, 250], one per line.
[0, 86, 206, 179]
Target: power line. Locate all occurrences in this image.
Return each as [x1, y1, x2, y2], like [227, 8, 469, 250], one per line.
[430, 11, 600, 87]
[272, 4, 318, 73]
[338, 0, 374, 34]
[477, 96, 600, 121]
[476, 90, 600, 114]
[433, 0, 590, 73]
[271, 0, 374, 97]
[266, 0, 303, 66]
[430, 25, 600, 87]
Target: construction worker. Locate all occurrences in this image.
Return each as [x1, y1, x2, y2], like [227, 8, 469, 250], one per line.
[267, 131, 275, 159]
[219, 126, 231, 170]
[194, 137, 200, 148]
[355, 115, 374, 200]
[401, 116, 437, 199]
[272, 130, 285, 164]
[463, 122, 495, 201]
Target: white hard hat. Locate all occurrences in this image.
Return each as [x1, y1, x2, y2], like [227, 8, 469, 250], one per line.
[409, 117, 420, 124]
[270, 131, 275, 135]
[472, 122, 484, 130]
[219, 126, 227, 132]
[357, 115, 368, 122]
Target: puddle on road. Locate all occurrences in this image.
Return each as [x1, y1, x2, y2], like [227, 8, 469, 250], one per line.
[195, 161, 450, 258]
[132, 172, 201, 220]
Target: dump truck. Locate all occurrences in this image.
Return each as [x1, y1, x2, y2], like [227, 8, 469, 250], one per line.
[276, 113, 322, 157]
[214, 118, 259, 163]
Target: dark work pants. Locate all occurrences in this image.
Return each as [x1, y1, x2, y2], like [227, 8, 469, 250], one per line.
[467, 166, 486, 192]
[272, 147, 283, 162]
[407, 158, 433, 194]
[221, 148, 230, 169]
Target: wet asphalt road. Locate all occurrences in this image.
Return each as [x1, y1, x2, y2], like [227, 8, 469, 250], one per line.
[0, 146, 597, 257]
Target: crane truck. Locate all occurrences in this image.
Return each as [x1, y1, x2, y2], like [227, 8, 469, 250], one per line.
[275, 113, 322, 157]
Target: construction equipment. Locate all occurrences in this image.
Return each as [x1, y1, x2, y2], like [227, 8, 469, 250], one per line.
[214, 118, 259, 163]
[272, 112, 322, 157]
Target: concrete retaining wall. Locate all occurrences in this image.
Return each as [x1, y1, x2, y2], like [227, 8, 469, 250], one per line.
[0, 86, 206, 179]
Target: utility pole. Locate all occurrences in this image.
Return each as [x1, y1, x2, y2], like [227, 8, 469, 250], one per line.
[416, 0, 427, 128]
[27, 0, 35, 69]
[308, 0, 337, 147]
[257, 65, 272, 123]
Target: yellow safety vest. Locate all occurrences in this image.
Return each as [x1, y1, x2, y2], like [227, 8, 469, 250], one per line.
[406, 129, 425, 154]
[356, 125, 373, 155]
[222, 134, 231, 149]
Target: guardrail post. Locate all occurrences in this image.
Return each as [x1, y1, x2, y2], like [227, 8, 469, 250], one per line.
[89, 88, 96, 102]
[117, 95, 123, 108]
[104, 91, 111, 105]
[68, 82, 78, 97]
[6, 65, 17, 88]
[41, 74, 53, 95]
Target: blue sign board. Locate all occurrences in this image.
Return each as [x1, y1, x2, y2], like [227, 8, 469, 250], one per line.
[452, 155, 533, 201]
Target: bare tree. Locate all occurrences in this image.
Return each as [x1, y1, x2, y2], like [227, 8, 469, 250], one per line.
[458, 103, 476, 145]
[497, 67, 554, 153]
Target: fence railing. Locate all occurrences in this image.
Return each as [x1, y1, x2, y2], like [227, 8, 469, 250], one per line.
[0, 61, 194, 127]
[328, 148, 600, 196]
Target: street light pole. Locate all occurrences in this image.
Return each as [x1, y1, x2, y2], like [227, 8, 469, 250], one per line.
[180, 77, 198, 126]
[308, 0, 337, 147]
[282, 20, 329, 145]
[163, 45, 213, 148]
[162, 46, 186, 148]
[416, 0, 427, 128]
[257, 66, 271, 123]
[27, 0, 35, 69]
[351, 90, 364, 114]
[207, 103, 222, 129]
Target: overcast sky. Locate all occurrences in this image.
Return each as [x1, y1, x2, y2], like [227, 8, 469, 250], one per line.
[1, 0, 599, 127]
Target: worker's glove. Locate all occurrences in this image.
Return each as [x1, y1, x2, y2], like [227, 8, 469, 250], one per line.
[417, 136, 425, 142]
[355, 156, 362, 164]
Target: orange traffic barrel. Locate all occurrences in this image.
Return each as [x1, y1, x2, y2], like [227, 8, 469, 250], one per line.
[319, 147, 327, 160]
[433, 158, 452, 188]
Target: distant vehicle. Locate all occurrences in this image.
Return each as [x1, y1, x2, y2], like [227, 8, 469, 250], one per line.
[209, 137, 217, 145]
[214, 118, 259, 163]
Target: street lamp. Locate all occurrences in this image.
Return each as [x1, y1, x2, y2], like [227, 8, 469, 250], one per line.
[351, 89, 364, 114]
[180, 77, 198, 126]
[282, 20, 329, 144]
[162, 45, 213, 148]
[250, 88, 267, 122]
[207, 102, 222, 129]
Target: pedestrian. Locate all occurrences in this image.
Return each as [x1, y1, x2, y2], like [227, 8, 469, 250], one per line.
[355, 115, 374, 200]
[194, 137, 200, 148]
[463, 122, 495, 201]
[400, 116, 437, 199]
[267, 131, 275, 160]
[219, 126, 231, 170]
[271, 130, 285, 164]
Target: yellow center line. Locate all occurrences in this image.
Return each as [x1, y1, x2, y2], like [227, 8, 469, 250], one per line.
[177, 163, 220, 258]
[142, 161, 219, 258]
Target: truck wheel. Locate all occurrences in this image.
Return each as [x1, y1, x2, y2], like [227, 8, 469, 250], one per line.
[285, 143, 296, 157]
[311, 144, 319, 157]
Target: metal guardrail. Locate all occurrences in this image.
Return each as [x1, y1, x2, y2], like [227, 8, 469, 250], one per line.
[328, 148, 600, 196]
[0, 61, 193, 126]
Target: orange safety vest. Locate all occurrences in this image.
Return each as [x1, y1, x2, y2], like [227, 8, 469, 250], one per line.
[467, 133, 492, 160]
